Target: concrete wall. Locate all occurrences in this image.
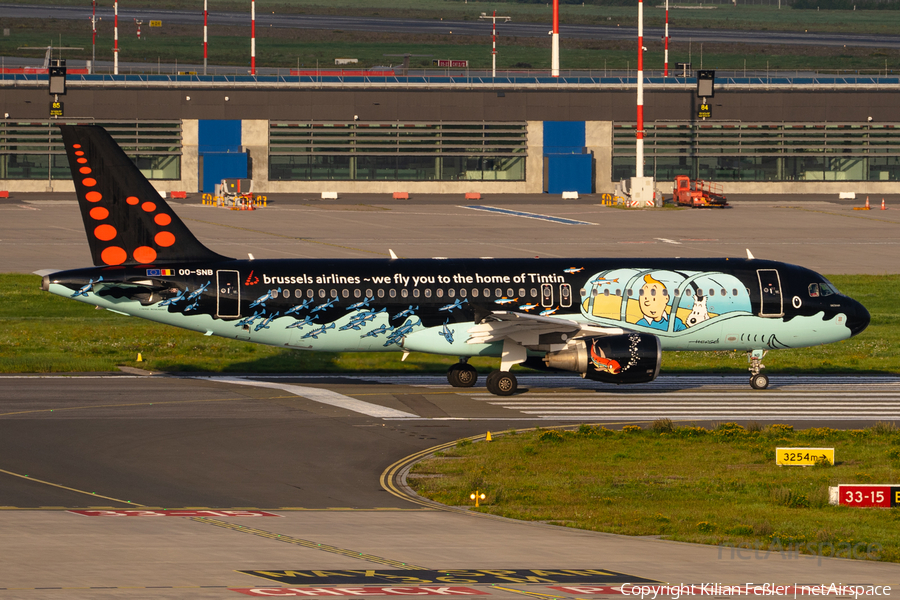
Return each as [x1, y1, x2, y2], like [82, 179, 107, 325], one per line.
[585, 121, 612, 194]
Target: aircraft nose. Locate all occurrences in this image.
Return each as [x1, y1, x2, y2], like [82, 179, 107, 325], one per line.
[846, 299, 870, 337]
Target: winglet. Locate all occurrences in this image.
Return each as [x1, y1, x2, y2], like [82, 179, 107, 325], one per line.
[746, 249, 755, 260]
[389, 249, 398, 259]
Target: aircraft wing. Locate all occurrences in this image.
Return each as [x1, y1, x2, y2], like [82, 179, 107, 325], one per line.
[466, 310, 628, 347]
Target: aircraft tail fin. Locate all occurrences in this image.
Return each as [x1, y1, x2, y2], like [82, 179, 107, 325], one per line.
[59, 125, 227, 267]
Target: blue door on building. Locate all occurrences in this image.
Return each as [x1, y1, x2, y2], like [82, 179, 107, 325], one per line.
[199, 120, 248, 193]
[543, 121, 593, 194]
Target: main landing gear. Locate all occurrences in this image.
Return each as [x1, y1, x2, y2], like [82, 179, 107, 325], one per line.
[447, 359, 478, 388]
[486, 370, 517, 396]
[748, 349, 769, 390]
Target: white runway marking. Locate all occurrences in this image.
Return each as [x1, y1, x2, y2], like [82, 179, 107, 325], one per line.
[208, 377, 418, 418]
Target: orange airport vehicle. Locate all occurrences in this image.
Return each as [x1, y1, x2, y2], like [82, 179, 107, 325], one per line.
[673, 175, 728, 208]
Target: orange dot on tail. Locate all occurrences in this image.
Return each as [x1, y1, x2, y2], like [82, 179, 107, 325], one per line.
[155, 231, 176, 247]
[141, 202, 157, 213]
[82, 178, 97, 187]
[85, 191, 102, 203]
[73, 144, 81, 149]
[101, 246, 127, 266]
[75, 150, 84, 156]
[126, 196, 139, 205]
[79, 166, 92, 175]
[94, 224, 117, 241]
[154, 213, 172, 226]
[133, 246, 157, 264]
[89, 207, 109, 220]
[77, 158, 88, 164]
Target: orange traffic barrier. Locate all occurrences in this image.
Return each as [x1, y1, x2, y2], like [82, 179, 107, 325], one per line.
[465, 192, 481, 200]
[170, 191, 187, 199]
[393, 192, 409, 200]
[853, 196, 871, 211]
[0, 191, 8, 198]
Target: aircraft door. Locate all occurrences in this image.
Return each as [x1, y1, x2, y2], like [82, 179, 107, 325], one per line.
[757, 269, 783, 317]
[541, 283, 554, 307]
[217, 270, 241, 317]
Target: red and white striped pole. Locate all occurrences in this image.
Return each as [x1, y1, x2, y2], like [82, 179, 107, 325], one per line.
[203, 0, 208, 75]
[636, 0, 644, 179]
[664, 0, 669, 77]
[250, 0, 256, 75]
[91, 0, 97, 72]
[551, 0, 559, 77]
[491, 9, 497, 78]
[114, 0, 119, 75]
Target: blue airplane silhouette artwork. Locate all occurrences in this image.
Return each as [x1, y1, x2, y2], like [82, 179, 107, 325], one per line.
[439, 298, 468, 312]
[286, 314, 319, 329]
[71, 276, 103, 297]
[302, 322, 335, 339]
[285, 298, 314, 316]
[249, 288, 281, 309]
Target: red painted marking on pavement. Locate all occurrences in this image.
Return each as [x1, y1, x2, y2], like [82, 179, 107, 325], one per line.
[232, 587, 487, 597]
[68, 509, 282, 517]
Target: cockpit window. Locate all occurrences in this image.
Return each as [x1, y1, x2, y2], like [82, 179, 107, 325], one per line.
[808, 283, 819, 297]
[820, 283, 835, 296]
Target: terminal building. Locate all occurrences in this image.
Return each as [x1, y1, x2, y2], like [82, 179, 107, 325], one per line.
[1, 75, 898, 196]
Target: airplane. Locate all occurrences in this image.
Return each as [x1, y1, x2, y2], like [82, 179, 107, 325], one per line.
[71, 276, 103, 297]
[42, 126, 870, 397]
[255, 311, 280, 332]
[284, 298, 314, 315]
[347, 297, 372, 311]
[286, 314, 319, 330]
[393, 305, 418, 320]
[439, 320, 455, 344]
[158, 287, 189, 307]
[186, 280, 211, 302]
[439, 298, 468, 312]
[302, 323, 335, 340]
[310, 298, 339, 313]
[249, 288, 280, 309]
[361, 324, 390, 339]
[236, 311, 264, 328]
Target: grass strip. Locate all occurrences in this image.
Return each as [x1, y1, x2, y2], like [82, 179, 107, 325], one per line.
[409, 421, 900, 563]
[1, 273, 898, 374]
[2, 17, 898, 72]
[3, 1, 900, 35]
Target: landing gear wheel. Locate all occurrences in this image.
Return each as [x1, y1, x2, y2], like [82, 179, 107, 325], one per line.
[486, 370, 517, 396]
[750, 373, 769, 390]
[447, 363, 478, 387]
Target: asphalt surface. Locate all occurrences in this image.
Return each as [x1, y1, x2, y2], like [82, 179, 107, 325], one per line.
[1, 193, 899, 596]
[5, 3, 900, 48]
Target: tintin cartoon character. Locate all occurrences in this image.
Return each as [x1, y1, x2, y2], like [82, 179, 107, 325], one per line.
[636, 274, 686, 332]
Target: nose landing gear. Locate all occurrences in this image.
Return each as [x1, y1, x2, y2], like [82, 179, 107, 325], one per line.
[748, 349, 769, 389]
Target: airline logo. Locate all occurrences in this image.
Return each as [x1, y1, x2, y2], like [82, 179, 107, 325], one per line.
[147, 269, 175, 276]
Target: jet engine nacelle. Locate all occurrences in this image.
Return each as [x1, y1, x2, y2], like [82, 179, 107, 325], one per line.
[543, 333, 661, 384]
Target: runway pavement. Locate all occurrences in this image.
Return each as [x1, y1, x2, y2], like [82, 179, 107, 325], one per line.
[1, 373, 899, 598]
[3, 195, 900, 275]
[2, 193, 899, 597]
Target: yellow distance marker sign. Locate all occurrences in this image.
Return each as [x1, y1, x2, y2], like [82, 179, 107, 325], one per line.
[149, 20, 162, 27]
[776, 447, 834, 466]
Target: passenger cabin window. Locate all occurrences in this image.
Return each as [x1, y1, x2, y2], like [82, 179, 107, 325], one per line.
[354, 289, 361, 298]
[483, 288, 490, 297]
[809, 283, 819, 297]
[448, 288, 455, 298]
[459, 288, 467, 298]
[424, 289, 432, 298]
[436, 289, 443, 298]
[378, 289, 385, 298]
[471, 288, 479, 298]
[507, 288, 514, 297]
[318, 289, 326, 298]
[342, 289, 350, 298]
[283, 289, 290, 299]
[330, 289, 338, 298]
[495, 288, 503, 298]
[401, 289, 408, 298]
[519, 288, 526, 297]
[307, 289, 314, 298]
[389, 289, 396, 298]
[366, 289, 373, 298]
[294, 289, 303, 298]
[413, 289, 420, 298]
